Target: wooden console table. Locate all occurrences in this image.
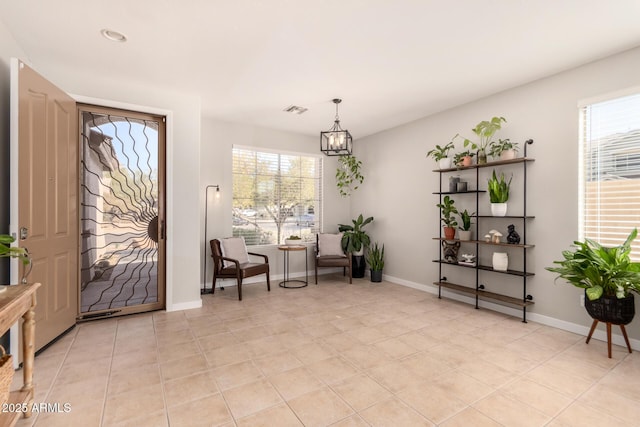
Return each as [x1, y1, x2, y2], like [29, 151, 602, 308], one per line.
[0, 283, 40, 427]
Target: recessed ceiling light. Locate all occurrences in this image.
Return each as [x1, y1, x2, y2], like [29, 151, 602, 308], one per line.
[283, 105, 308, 115]
[101, 29, 127, 42]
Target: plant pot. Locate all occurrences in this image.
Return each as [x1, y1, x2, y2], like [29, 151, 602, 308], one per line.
[491, 202, 508, 217]
[499, 149, 516, 161]
[585, 293, 635, 325]
[438, 158, 452, 169]
[458, 230, 472, 241]
[492, 252, 508, 271]
[370, 270, 383, 283]
[477, 149, 487, 165]
[462, 156, 472, 167]
[443, 227, 456, 240]
[285, 239, 302, 246]
[352, 254, 366, 278]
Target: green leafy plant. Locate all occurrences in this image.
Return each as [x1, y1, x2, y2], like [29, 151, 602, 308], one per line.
[287, 235, 301, 240]
[338, 214, 374, 253]
[488, 138, 519, 158]
[546, 229, 640, 301]
[458, 209, 475, 231]
[459, 117, 507, 152]
[366, 242, 385, 271]
[453, 150, 475, 166]
[436, 195, 458, 228]
[487, 170, 511, 203]
[0, 234, 30, 265]
[426, 141, 454, 161]
[336, 155, 364, 197]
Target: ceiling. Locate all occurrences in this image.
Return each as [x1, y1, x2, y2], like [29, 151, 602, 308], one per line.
[2, 0, 640, 138]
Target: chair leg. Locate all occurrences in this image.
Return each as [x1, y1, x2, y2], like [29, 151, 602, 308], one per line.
[237, 272, 243, 301]
[315, 264, 318, 284]
[211, 275, 216, 295]
[266, 270, 271, 292]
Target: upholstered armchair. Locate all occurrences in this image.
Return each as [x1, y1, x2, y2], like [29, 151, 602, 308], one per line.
[210, 237, 270, 300]
[315, 233, 352, 284]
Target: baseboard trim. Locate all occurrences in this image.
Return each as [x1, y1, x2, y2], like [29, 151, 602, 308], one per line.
[167, 299, 202, 312]
[383, 274, 640, 352]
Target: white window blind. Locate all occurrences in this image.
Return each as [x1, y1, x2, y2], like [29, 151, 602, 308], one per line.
[232, 146, 322, 246]
[579, 92, 640, 259]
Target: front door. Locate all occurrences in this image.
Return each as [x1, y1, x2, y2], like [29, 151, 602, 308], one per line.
[11, 59, 78, 352]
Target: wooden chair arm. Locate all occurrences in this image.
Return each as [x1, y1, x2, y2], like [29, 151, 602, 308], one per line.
[220, 256, 240, 268]
[248, 252, 269, 263]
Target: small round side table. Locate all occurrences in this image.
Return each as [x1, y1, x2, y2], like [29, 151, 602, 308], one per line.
[278, 245, 308, 288]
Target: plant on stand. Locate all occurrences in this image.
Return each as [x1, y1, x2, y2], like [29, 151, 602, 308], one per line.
[488, 139, 519, 161]
[336, 155, 364, 197]
[339, 214, 374, 278]
[546, 228, 640, 357]
[366, 242, 385, 283]
[436, 195, 458, 240]
[457, 209, 475, 241]
[458, 116, 507, 164]
[487, 170, 511, 216]
[426, 141, 455, 169]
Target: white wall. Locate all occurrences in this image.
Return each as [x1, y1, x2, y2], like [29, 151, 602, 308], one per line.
[354, 46, 640, 341]
[200, 118, 350, 289]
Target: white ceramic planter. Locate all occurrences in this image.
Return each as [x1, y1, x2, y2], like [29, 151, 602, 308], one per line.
[285, 239, 303, 246]
[492, 252, 508, 271]
[438, 158, 452, 169]
[491, 202, 508, 217]
[458, 230, 472, 241]
[499, 149, 516, 161]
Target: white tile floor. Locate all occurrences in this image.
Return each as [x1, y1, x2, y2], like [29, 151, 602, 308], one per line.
[12, 275, 640, 426]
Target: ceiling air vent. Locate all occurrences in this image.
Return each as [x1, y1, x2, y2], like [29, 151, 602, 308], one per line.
[283, 105, 308, 115]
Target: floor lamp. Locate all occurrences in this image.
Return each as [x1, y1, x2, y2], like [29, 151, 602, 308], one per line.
[202, 184, 220, 294]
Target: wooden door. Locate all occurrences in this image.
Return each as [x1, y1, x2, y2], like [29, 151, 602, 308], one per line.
[11, 59, 78, 352]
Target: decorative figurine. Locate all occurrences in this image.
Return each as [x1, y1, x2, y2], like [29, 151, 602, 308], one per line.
[442, 240, 461, 263]
[507, 224, 521, 244]
[489, 229, 502, 243]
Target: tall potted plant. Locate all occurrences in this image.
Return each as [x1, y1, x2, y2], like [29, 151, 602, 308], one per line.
[436, 196, 458, 240]
[487, 170, 511, 216]
[459, 117, 507, 164]
[366, 242, 385, 283]
[546, 229, 640, 338]
[339, 214, 374, 278]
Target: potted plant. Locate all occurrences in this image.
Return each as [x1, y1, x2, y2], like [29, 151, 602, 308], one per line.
[453, 150, 475, 168]
[458, 117, 507, 164]
[457, 209, 475, 241]
[546, 228, 640, 333]
[487, 170, 511, 216]
[436, 195, 458, 240]
[488, 138, 519, 161]
[339, 214, 374, 278]
[284, 235, 302, 246]
[366, 242, 385, 283]
[336, 155, 364, 197]
[0, 234, 32, 287]
[426, 141, 455, 169]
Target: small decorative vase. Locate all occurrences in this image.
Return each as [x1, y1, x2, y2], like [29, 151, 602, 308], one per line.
[491, 202, 508, 217]
[456, 181, 467, 192]
[438, 158, 452, 169]
[492, 252, 508, 271]
[449, 176, 460, 192]
[477, 149, 487, 165]
[458, 230, 472, 241]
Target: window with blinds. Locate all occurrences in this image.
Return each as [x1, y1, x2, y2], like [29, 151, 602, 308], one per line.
[232, 146, 322, 246]
[579, 91, 640, 259]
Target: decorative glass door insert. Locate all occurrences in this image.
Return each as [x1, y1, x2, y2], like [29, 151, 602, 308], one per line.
[79, 105, 165, 317]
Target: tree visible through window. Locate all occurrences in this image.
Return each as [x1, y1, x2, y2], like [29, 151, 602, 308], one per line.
[579, 91, 640, 259]
[232, 147, 322, 245]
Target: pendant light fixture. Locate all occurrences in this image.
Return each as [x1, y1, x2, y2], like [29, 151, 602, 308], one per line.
[320, 99, 353, 156]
